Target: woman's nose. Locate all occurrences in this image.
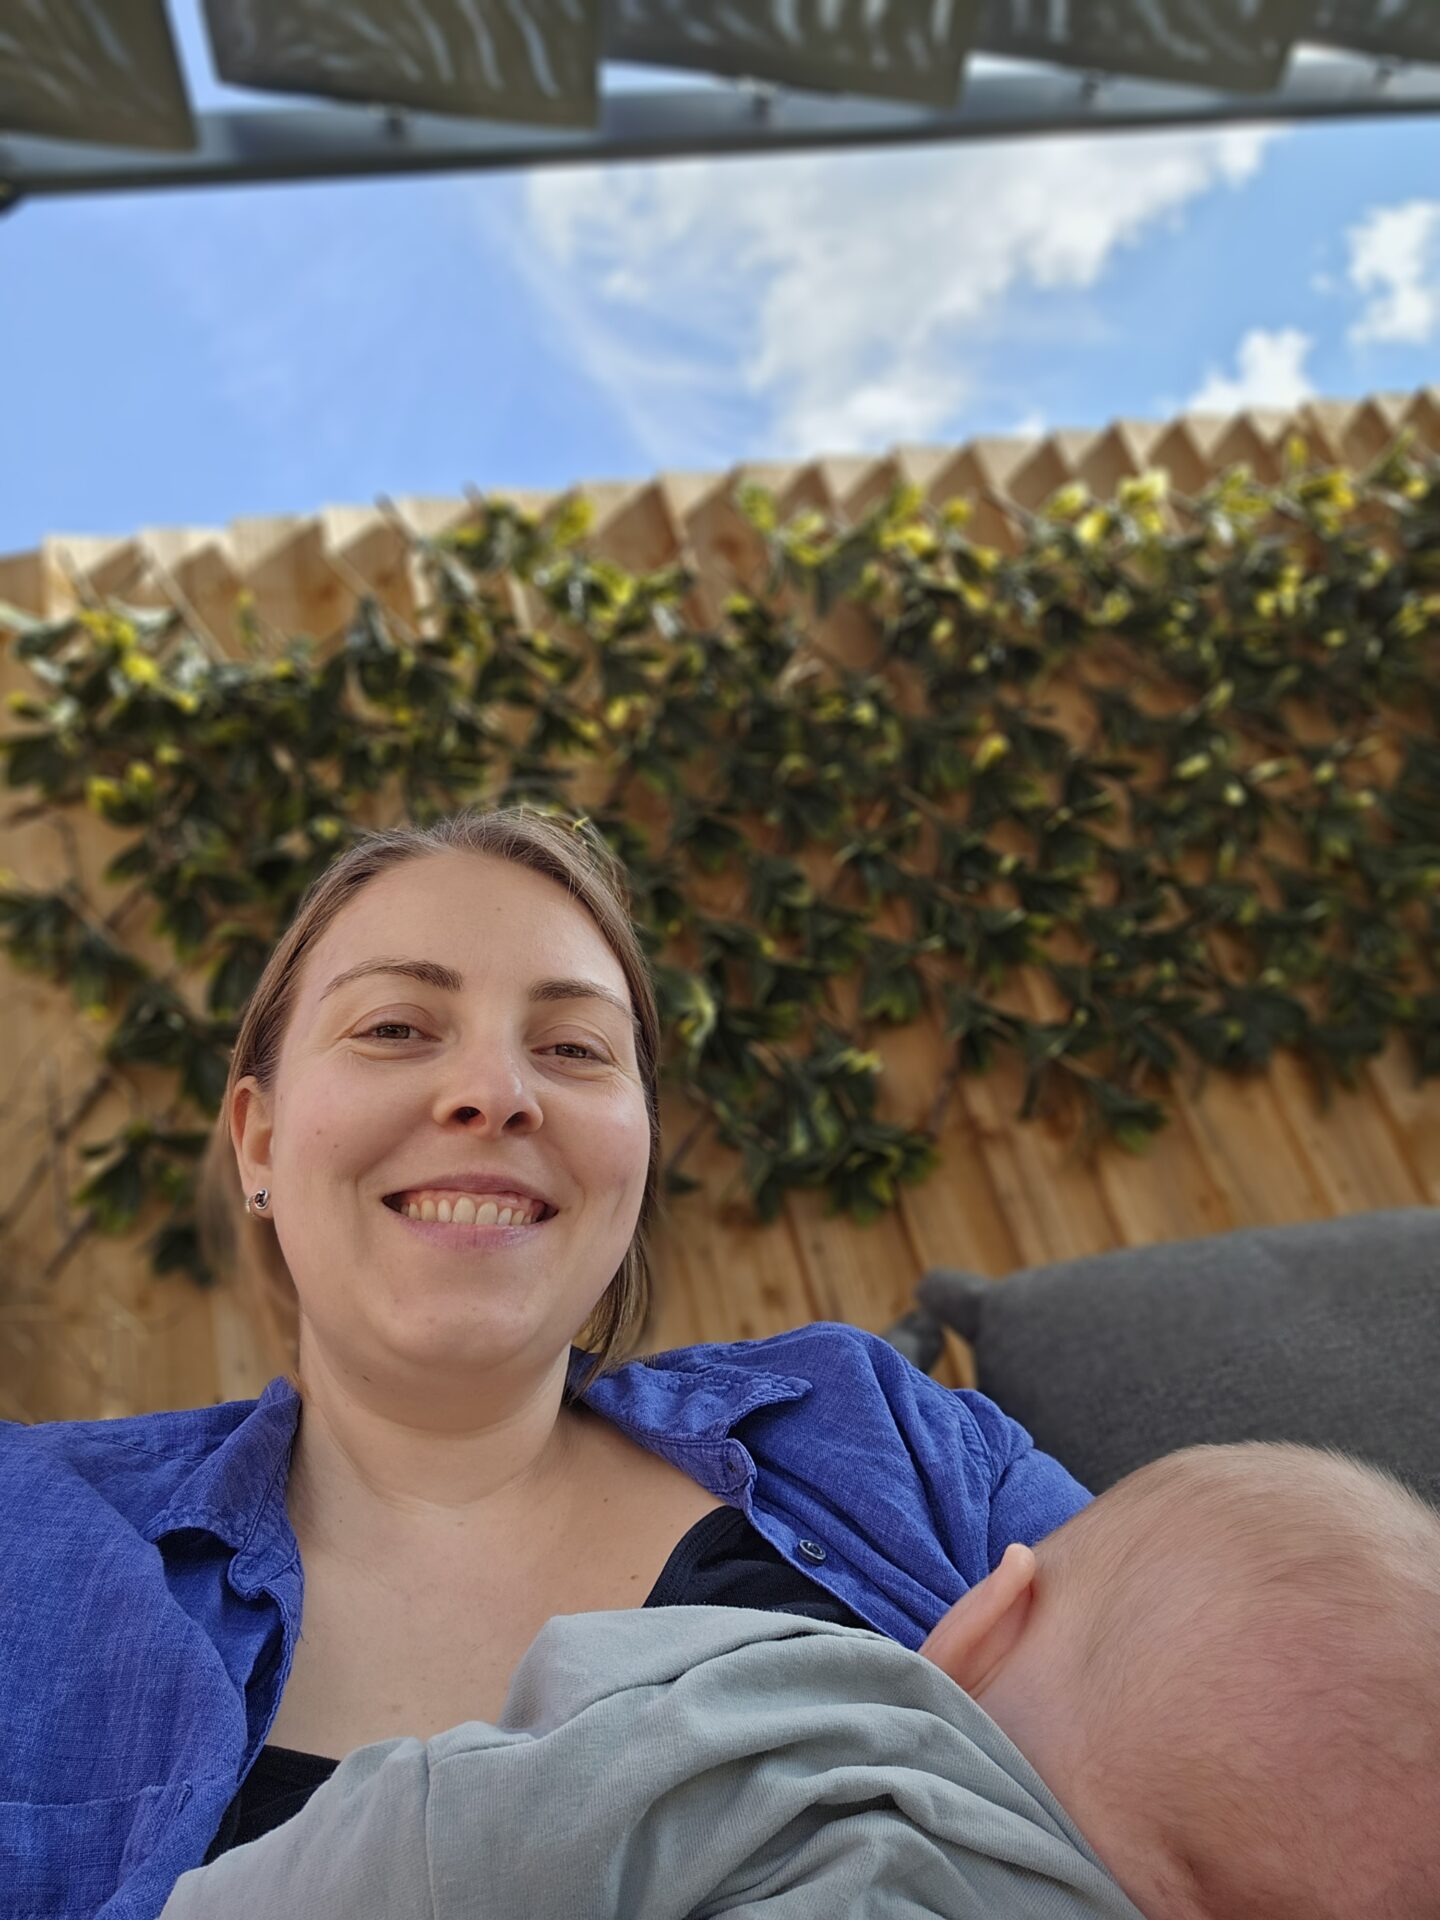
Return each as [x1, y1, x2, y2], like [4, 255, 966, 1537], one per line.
[436, 1049, 544, 1131]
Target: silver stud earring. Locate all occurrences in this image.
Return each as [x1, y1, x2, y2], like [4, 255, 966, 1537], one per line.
[245, 1188, 270, 1216]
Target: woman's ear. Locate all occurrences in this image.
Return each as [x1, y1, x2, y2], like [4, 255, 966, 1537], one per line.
[230, 1077, 275, 1193]
[918, 1542, 1038, 1696]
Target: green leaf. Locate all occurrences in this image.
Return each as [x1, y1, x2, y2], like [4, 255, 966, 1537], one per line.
[1081, 1077, 1168, 1152]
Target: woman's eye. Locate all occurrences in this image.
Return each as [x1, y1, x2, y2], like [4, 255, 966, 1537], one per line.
[355, 1024, 603, 1060]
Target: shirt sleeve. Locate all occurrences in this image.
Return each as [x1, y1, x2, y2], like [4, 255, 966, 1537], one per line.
[956, 1386, 1095, 1570]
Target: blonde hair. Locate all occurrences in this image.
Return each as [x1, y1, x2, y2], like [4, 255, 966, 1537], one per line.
[196, 805, 662, 1403]
[1035, 1442, 1440, 1920]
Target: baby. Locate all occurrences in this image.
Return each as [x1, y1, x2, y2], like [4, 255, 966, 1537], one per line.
[923, 1438, 1440, 1920]
[162, 1440, 1440, 1920]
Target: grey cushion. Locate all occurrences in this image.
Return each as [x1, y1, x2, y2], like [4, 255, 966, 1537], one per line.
[915, 1208, 1440, 1504]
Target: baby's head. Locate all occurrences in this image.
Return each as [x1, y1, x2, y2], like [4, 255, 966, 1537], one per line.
[933, 1442, 1440, 1920]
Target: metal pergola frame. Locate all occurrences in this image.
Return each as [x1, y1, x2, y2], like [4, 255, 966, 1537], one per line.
[1, 49, 1437, 212]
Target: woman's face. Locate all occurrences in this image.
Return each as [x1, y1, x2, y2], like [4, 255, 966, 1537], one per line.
[232, 851, 651, 1389]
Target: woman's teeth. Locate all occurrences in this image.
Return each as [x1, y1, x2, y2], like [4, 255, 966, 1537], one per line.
[397, 1193, 543, 1227]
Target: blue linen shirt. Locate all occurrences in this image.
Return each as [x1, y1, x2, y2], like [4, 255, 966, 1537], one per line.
[0, 1320, 1092, 1920]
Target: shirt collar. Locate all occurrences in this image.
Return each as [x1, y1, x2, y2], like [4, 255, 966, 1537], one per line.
[143, 1345, 813, 1590]
[142, 1372, 303, 1591]
[572, 1345, 813, 1441]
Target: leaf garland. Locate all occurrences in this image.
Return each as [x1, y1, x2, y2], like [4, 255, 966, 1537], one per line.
[0, 438, 1437, 1288]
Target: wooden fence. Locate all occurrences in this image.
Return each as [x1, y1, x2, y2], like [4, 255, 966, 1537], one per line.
[2, 387, 1437, 1422]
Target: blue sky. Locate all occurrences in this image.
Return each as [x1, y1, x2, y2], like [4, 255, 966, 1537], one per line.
[2, 3, 1438, 555]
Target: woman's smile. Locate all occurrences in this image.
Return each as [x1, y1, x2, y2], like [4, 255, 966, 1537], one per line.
[382, 1201, 557, 1253]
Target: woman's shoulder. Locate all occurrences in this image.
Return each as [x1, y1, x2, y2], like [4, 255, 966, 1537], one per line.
[635, 1322, 1019, 1472]
[644, 1319, 931, 1383]
[0, 1376, 295, 1520]
[635, 1321, 969, 1431]
[2, 1384, 274, 1455]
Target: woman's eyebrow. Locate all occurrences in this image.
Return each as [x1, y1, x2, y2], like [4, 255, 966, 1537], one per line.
[318, 957, 633, 1023]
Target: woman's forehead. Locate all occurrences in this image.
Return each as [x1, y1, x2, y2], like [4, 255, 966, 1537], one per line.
[306, 855, 630, 1001]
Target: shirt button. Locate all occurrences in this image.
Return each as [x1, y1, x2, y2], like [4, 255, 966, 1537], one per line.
[797, 1538, 827, 1563]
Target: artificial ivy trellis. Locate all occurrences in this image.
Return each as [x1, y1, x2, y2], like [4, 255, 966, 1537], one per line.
[1, 431, 1437, 1293]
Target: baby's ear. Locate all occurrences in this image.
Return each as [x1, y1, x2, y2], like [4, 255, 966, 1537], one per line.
[918, 1543, 1037, 1691]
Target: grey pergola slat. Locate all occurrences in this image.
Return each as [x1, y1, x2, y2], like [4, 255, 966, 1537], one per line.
[2, 52, 1438, 208]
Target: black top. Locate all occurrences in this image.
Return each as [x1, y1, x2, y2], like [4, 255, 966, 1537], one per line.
[204, 1504, 871, 1861]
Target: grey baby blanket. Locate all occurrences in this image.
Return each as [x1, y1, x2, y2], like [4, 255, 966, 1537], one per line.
[162, 1605, 1145, 1919]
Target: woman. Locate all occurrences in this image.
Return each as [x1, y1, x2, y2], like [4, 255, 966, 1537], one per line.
[0, 805, 1092, 1920]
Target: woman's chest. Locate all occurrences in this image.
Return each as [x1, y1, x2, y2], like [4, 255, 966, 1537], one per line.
[268, 1461, 728, 1759]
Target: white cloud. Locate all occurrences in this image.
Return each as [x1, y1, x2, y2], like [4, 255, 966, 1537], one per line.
[497, 125, 1278, 465]
[1187, 327, 1316, 413]
[1346, 200, 1440, 346]
[1008, 408, 1049, 439]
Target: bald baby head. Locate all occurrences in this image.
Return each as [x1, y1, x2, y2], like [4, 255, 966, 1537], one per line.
[978, 1444, 1440, 1920]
